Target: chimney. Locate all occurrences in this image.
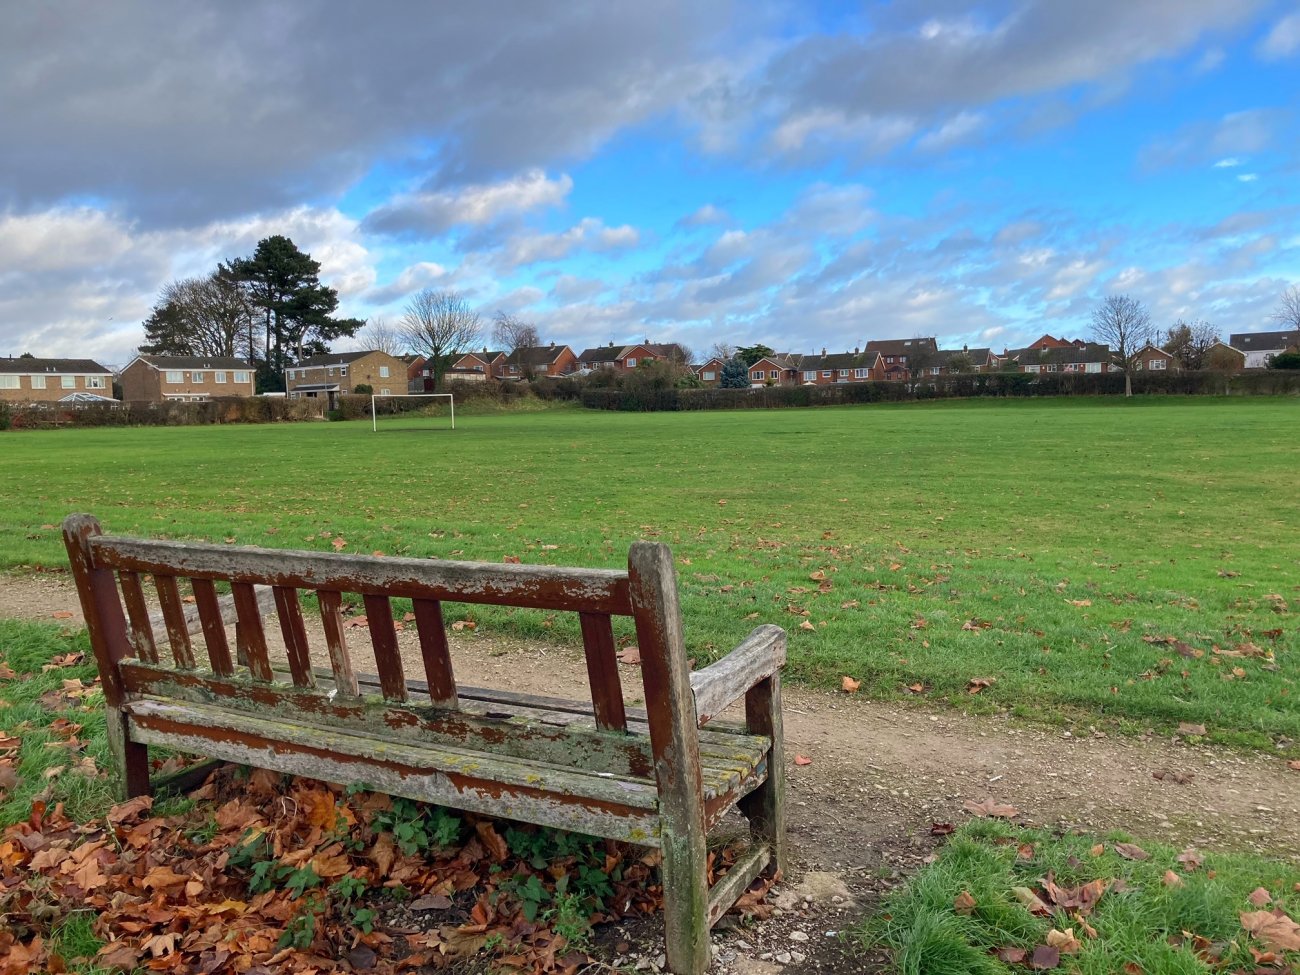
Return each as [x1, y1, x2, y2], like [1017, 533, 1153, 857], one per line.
[821, 347, 827, 356]
[854, 346, 859, 354]
[963, 344, 968, 354]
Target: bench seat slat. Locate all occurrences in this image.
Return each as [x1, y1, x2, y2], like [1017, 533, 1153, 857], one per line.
[316, 590, 359, 697]
[191, 579, 234, 676]
[154, 574, 196, 669]
[231, 582, 274, 681]
[272, 586, 316, 688]
[118, 570, 158, 663]
[125, 697, 665, 844]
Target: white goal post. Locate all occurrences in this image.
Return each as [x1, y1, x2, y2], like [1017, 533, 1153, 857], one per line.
[369, 392, 455, 432]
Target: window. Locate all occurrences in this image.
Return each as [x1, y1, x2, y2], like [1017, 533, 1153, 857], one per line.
[0, 376, 17, 389]
[215, 371, 227, 383]
[822, 370, 831, 378]
[62, 375, 76, 388]
[753, 370, 764, 380]
[234, 371, 251, 383]
[30, 375, 46, 389]
[1044, 364, 1057, 373]
[380, 387, 390, 395]
[86, 376, 105, 389]
[803, 371, 816, 381]
[1085, 362, 1101, 374]
[191, 372, 204, 382]
[379, 366, 390, 378]
[1024, 365, 1040, 374]
[930, 366, 940, 375]
[340, 368, 347, 377]
[855, 368, 868, 379]
[625, 358, 637, 368]
[703, 370, 716, 381]
[1150, 358, 1166, 370]
[839, 369, 849, 377]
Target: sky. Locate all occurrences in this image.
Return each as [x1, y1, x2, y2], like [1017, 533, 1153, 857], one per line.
[2, 0, 1298, 367]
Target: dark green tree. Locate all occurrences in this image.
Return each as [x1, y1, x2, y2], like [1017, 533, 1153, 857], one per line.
[719, 357, 750, 388]
[1268, 351, 1300, 370]
[736, 344, 775, 366]
[229, 235, 360, 389]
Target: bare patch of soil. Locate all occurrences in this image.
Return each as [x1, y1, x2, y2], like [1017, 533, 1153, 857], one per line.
[4, 572, 1298, 972]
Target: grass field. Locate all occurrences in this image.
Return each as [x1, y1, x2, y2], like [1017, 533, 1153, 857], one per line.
[1, 398, 1296, 747]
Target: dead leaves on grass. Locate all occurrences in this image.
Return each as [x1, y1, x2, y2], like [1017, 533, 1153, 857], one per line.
[963, 797, 1018, 819]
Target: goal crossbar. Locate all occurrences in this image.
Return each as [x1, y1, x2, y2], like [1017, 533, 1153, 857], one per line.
[370, 392, 455, 432]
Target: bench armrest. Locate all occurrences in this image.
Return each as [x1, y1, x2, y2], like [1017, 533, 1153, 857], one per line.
[689, 624, 786, 726]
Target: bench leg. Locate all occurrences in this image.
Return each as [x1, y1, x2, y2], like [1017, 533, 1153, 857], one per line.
[661, 825, 711, 975]
[105, 707, 151, 800]
[739, 674, 787, 875]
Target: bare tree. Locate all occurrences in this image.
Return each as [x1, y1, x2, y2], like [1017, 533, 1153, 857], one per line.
[1091, 294, 1152, 397]
[140, 269, 254, 359]
[399, 290, 482, 390]
[1161, 319, 1219, 371]
[357, 316, 404, 356]
[710, 341, 737, 362]
[493, 312, 542, 378]
[1273, 285, 1300, 331]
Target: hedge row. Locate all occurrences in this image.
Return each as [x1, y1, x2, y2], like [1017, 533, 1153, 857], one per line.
[0, 396, 325, 431]
[579, 370, 1300, 412]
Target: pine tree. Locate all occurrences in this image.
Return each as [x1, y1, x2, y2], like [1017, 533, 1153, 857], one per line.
[719, 357, 750, 388]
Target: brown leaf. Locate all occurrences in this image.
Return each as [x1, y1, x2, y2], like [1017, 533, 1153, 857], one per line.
[475, 821, 509, 862]
[1152, 770, 1194, 785]
[1029, 945, 1061, 969]
[371, 832, 396, 877]
[793, 755, 813, 766]
[1241, 909, 1300, 951]
[1177, 722, 1207, 737]
[964, 797, 1018, 818]
[1067, 599, 1092, 607]
[1176, 847, 1204, 871]
[1287, 760, 1300, 772]
[1114, 842, 1150, 861]
[799, 619, 816, 631]
[953, 890, 977, 915]
[617, 646, 641, 665]
[411, 893, 453, 911]
[1089, 843, 1105, 857]
[141, 865, 189, 890]
[930, 822, 955, 836]
[1247, 887, 1272, 907]
[50, 611, 75, 619]
[106, 794, 153, 826]
[1012, 887, 1053, 916]
[996, 947, 1028, 963]
[967, 677, 996, 694]
[1046, 929, 1081, 955]
[841, 676, 861, 694]
[1163, 870, 1185, 888]
[502, 555, 521, 564]
[451, 619, 477, 631]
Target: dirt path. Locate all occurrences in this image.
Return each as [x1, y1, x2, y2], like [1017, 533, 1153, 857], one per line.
[6, 572, 1299, 972]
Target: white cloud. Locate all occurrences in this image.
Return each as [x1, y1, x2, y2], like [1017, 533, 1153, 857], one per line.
[1213, 157, 1241, 168]
[500, 217, 639, 268]
[1237, 173, 1259, 183]
[915, 111, 987, 152]
[1258, 12, 1300, 59]
[365, 170, 572, 236]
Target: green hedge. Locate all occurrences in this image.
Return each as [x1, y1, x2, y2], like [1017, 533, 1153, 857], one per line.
[580, 370, 1300, 412]
[1, 397, 324, 430]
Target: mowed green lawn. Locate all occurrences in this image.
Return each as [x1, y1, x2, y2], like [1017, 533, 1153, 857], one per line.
[1, 398, 1296, 747]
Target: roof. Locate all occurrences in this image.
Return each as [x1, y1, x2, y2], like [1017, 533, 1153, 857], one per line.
[1007, 343, 1113, 365]
[58, 392, 119, 404]
[864, 337, 939, 357]
[1227, 330, 1300, 352]
[934, 347, 992, 367]
[135, 355, 254, 370]
[457, 350, 507, 363]
[577, 343, 685, 363]
[291, 350, 380, 368]
[289, 383, 341, 392]
[750, 354, 802, 371]
[506, 344, 573, 367]
[577, 346, 627, 363]
[799, 351, 878, 371]
[0, 357, 112, 374]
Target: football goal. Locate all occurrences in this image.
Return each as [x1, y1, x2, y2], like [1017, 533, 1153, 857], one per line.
[370, 392, 455, 432]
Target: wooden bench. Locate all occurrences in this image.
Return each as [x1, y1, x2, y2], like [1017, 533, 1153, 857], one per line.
[62, 513, 786, 974]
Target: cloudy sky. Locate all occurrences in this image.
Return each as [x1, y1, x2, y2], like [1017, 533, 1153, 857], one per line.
[2, 0, 1298, 366]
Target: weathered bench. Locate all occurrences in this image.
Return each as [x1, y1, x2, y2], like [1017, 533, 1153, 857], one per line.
[62, 513, 786, 974]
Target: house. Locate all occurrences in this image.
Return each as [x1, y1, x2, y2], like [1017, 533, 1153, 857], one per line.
[693, 357, 728, 386]
[0, 356, 116, 404]
[1132, 345, 1176, 372]
[285, 350, 408, 407]
[748, 353, 803, 386]
[1005, 343, 1114, 374]
[864, 337, 939, 377]
[119, 355, 256, 403]
[1202, 342, 1247, 373]
[452, 349, 508, 381]
[1228, 330, 1300, 369]
[575, 343, 686, 372]
[797, 349, 883, 385]
[499, 344, 578, 379]
[930, 346, 994, 376]
[1025, 334, 1082, 351]
[404, 354, 427, 392]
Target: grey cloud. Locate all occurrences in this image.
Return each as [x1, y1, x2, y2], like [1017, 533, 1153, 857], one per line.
[1140, 109, 1289, 170]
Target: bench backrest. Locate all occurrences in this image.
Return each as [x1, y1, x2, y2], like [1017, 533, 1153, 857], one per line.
[63, 514, 702, 790]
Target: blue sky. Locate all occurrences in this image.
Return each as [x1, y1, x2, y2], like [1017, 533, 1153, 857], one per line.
[1, 0, 1298, 365]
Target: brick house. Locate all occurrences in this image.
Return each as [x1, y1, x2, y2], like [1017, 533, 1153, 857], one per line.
[0, 357, 116, 404]
[1133, 345, 1176, 372]
[286, 350, 407, 407]
[748, 354, 802, 386]
[864, 337, 939, 378]
[927, 346, 994, 376]
[499, 344, 578, 380]
[1006, 343, 1115, 374]
[1025, 334, 1080, 351]
[451, 349, 508, 380]
[1228, 330, 1300, 369]
[1202, 342, 1247, 372]
[575, 343, 686, 372]
[693, 357, 728, 386]
[119, 355, 256, 403]
[797, 349, 884, 385]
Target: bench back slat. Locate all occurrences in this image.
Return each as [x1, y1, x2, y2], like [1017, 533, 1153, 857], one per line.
[579, 611, 627, 733]
[363, 594, 407, 702]
[411, 598, 457, 708]
[231, 582, 274, 681]
[272, 586, 316, 688]
[191, 579, 234, 676]
[154, 574, 196, 670]
[90, 536, 633, 614]
[316, 589, 359, 697]
[118, 570, 158, 664]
